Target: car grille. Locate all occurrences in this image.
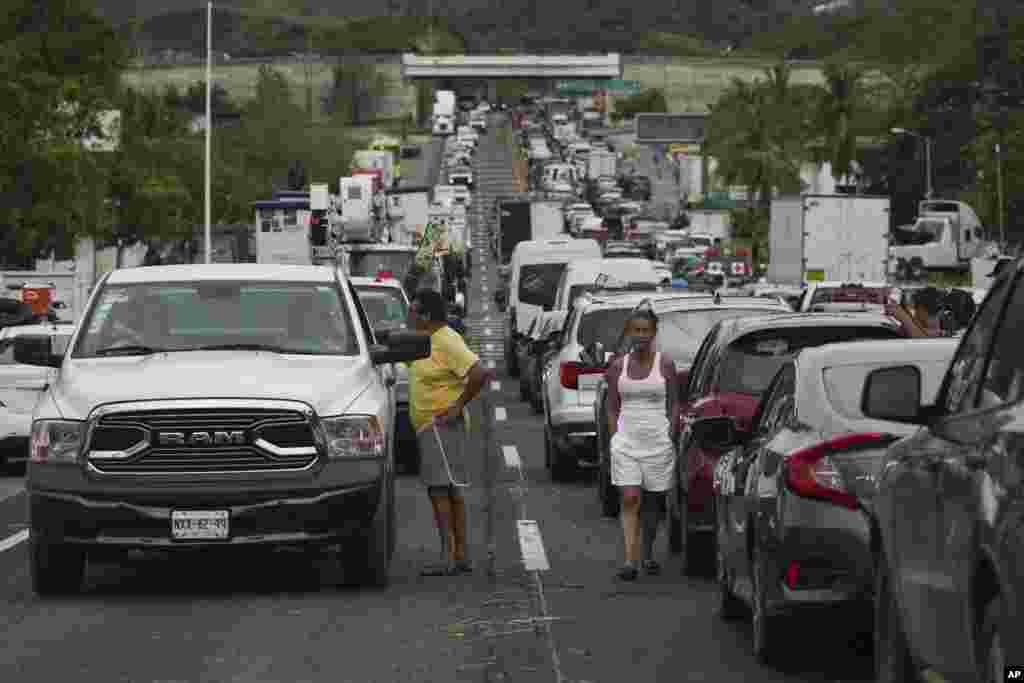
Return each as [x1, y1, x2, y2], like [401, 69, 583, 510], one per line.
[87, 408, 318, 474]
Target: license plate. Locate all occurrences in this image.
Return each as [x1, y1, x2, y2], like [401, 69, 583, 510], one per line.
[805, 269, 825, 282]
[171, 510, 229, 540]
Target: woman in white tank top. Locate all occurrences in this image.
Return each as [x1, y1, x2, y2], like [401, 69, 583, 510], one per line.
[604, 308, 680, 580]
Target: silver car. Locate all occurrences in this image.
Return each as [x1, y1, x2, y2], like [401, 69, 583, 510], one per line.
[23, 264, 429, 594]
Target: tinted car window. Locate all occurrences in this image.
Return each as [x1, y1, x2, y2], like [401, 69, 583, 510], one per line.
[578, 308, 634, 350]
[355, 286, 409, 331]
[519, 263, 567, 309]
[718, 325, 902, 395]
[944, 276, 1012, 413]
[346, 251, 416, 283]
[978, 276, 1024, 408]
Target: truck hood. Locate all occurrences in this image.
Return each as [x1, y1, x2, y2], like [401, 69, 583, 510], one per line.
[52, 352, 374, 421]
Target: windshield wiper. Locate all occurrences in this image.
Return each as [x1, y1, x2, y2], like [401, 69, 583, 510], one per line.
[192, 343, 319, 354]
[94, 345, 164, 356]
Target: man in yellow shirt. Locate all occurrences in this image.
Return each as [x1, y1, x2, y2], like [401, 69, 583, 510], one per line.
[407, 289, 488, 575]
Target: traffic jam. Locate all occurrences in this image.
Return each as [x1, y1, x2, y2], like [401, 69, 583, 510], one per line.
[0, 97, 1018, 683]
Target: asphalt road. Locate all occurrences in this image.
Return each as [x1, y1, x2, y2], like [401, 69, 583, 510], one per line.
[0, 117, 876, 683]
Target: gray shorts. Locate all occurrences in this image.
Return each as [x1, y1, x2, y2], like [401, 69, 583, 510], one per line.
[417, 418, 470, 489]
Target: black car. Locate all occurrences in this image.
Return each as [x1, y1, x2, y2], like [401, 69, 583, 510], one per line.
[864, 265, 1024, 683]
[709, 337, 958, 665]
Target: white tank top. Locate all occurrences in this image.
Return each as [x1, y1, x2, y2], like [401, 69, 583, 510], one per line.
[611, 352, 674, 460]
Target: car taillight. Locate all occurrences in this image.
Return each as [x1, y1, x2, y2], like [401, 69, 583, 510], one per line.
[785, 432, 887, 510]
[559, 361, 603, 389]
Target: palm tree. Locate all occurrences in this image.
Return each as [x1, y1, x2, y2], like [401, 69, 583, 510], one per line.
[816, 60, 868, 183]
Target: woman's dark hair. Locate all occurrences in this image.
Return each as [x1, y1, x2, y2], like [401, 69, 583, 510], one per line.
[414, 289, 448, 322]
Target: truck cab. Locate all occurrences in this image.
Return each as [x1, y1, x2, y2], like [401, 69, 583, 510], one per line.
[889, 199, 988, 277]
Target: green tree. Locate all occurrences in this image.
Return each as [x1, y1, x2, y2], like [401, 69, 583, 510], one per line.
[815, 61, 870, 183]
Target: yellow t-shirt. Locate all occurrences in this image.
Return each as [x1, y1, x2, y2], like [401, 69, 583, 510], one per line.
[408, 326, 480, 431]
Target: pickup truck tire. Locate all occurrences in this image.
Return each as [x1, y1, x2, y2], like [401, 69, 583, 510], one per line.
[344, 486, 392, 588]
[30, 535, 85, 596]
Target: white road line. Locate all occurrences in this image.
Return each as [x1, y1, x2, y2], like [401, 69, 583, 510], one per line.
[0, 529, 29, 553]
[516, 520, 550, 572]
[483, 303, 489, 312]
[495, 406, 507, 421]
[485, 343, 495, 351]
[485, 359, 495, 368]
[490, 380, 501, 391]
[484, 327, 491, 334]
[502, 444, 522, 469]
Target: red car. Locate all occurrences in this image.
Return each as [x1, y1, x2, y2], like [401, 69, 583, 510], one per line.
[670, 312, 905, 575]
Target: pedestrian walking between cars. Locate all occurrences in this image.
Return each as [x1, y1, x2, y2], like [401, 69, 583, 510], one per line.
[406, 289, 490, 577]
[605, 305, 680, 581]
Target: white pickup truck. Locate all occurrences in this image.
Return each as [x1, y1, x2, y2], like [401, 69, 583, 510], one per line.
[889, 199, 990, 280]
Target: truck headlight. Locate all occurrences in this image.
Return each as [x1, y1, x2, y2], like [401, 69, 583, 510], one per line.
[319, 415, 385, 459]
[30, 420, 86, 464]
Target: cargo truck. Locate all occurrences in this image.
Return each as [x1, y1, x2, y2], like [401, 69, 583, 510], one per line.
[385, 185, 430, 246]
[529, 200, 565, 240]
[889, 199, 991, 280]
[768, 194, 890, 285]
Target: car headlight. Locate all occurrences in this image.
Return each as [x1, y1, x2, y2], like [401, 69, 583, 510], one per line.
[30, 419, 86, 464]
[318, 415, 385, 459]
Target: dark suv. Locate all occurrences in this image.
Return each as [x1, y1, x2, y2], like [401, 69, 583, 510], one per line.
[864, 262, 1023, 682]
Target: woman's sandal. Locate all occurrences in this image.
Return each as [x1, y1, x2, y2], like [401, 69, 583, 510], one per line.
[642, 560, 661, 576]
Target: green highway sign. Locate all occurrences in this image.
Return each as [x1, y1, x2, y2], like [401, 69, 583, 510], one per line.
[556, 79, 642, 96]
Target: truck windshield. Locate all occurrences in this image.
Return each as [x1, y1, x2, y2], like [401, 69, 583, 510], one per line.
[916, 219, 946, 243]
[355, 286, 409, 332]
[347, 251, 416, 283]
[519, 263, 568, 309]
[73, 281, 360, 357]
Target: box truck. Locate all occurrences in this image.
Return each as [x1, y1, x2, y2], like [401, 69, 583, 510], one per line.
[768, 194, 890, 285]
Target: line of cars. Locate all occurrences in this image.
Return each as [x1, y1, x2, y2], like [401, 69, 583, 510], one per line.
[508, 259, 1021, 680]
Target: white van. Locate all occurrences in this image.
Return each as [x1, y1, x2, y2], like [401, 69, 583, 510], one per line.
[552, 257, 668, 312]
[504, 238, 601, 375]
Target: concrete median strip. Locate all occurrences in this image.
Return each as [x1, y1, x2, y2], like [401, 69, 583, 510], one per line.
[0, 528, 29, 553]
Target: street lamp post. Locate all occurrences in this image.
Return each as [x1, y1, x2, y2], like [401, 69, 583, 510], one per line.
[204, 1, 213, 265]
[891, 128, 933, 199]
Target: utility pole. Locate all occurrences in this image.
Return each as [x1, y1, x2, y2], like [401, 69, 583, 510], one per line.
[204, 0, 212, 264]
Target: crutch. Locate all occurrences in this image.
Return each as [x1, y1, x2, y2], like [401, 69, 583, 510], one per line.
[432, 409, 470, 488]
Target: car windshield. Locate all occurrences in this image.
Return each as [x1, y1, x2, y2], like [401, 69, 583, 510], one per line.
[718, 325, 903, 395]
[653, 308, 786, 366]
[73, 281, 359, 357]
[809, 286, 887, 307]
[355, 286, 408, 332]
[346, 251, 416, 282]
[519, 263, 567, 308]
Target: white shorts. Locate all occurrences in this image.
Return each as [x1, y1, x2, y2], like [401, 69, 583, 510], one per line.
[610, 449, 675, 491]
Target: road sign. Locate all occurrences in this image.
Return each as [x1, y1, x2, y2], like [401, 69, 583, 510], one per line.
[556, 79, 641, 96]
[635, 113, 707, 144]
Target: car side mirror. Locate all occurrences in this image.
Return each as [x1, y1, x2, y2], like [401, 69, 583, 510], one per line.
[370, 331, 431, 365]
[861, 365, 922, 423]
[690, 416, 742, 451]
[13, 335, 62, 368]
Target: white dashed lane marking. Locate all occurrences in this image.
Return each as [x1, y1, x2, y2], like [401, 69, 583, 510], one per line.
[495, 406, 507, 421]
[485, 359, 495, 369]
[490, 380, 501, 391]
[502, 444, 521, 469]
[516, 520, 551, 572]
